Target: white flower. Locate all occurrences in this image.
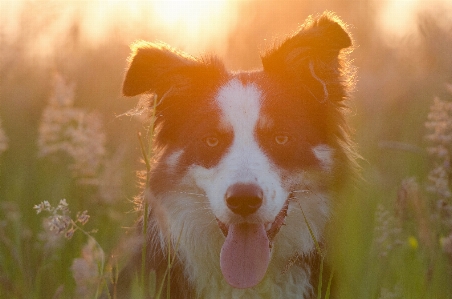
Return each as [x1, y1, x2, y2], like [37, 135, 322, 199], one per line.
[38, 74, 106, 179]
[33, 200, 52, 214]
[71, 238, 104, 299]
[425, 86, 452, 230]
[76, 210, 90, 225]
[425, 95, 452, 200]
[373, 204, 403, 257]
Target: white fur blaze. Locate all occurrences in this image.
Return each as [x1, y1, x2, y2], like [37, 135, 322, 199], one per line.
[312, 145, 334, 171]
[191, 79, 288, 224]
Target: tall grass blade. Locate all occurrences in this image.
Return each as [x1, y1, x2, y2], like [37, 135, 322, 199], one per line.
[138, 96, 158, 298]
[325, 267, 334, 299]
[154, 225, 184, 299]
[137, 132, 151, 172]
[298, 201, 325, 299]
[317, 258, 324, 299]
[167, 232, 171, 299]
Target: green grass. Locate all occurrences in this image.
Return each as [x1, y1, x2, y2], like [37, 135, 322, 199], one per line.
[1, 3, 452, 298]
[1, 70, 450, 299]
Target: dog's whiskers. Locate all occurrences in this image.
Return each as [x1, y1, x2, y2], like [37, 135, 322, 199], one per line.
[291, 189, 312, 194]
[289, 187, 326, 203]
[166, 190, 207, 198]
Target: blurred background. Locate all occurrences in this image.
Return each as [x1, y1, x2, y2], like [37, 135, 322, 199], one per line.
[1, 0, 452, 298]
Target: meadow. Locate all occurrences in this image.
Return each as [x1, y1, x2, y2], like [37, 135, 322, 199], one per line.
[1, 0, 452, 298]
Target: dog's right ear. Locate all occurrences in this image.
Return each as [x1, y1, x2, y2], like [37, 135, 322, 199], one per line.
[122, 42, 196, 97]
[122, 41, 222, 97]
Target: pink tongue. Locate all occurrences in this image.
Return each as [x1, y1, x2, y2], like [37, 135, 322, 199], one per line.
[220, 223, 270, 289]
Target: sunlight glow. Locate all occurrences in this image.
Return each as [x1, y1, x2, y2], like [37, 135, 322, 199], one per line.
[378, 0, 451, 37]
[3, 0, 451, 59]
[152, 0, 227, 28]
[379, 0, 420, 36]
[1, 0, 240, 58]
[83, 0, 238, 54]
[149, 0, 236, 53]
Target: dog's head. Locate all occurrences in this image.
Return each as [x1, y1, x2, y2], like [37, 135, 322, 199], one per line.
[123, 12, 355, 290]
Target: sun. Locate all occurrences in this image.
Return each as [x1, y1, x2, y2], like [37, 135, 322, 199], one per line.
[149, 0, 234, 51]
[152, 0, 228, 29]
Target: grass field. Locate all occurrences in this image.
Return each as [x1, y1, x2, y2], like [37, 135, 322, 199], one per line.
[1, 1, 452, 298]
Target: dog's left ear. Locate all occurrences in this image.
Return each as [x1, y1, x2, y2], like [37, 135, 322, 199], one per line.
[261, 12, 353, 102]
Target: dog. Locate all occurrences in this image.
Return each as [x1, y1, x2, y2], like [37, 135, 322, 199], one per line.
[117, 11, 357, 299]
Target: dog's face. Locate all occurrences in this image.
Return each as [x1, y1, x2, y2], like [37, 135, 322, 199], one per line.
[123, 12, 354, 292]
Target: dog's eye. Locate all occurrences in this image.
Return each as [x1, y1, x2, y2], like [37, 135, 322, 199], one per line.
[204, 136, 219, 147]
[275, 135, 289, 145]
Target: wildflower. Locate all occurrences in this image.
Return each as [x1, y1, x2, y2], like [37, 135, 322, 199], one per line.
[79, 146, 127, 203]
[65, 112, 106, 177]
[408, 236, 419, 250]
[38, 73, 106, 179]
[34, 200, 52, 214]
[49, 73, 76, 107]
[71, 238, 104, 299]
[436, 199, 452, 229]
[425, 94, 452, 200]
[34, 199, 92, 239]
[76, 210, 90, 226]
[56, 198, 70, 213]
[425, 88, 452, 231]
[65, 227, 76, 239]
[38, 218, 64, 251]
[373, 204, 403, 257]
[96, 147, 126, 203]
[48, 214, 71, 234]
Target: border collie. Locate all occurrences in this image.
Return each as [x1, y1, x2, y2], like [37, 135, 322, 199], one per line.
[117, 11, 357, 299]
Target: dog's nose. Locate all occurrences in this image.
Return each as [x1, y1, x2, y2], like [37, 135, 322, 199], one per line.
[225, 183, 263, 217]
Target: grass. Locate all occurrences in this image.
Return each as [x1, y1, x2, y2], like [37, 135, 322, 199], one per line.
[2, 71, 450, 299]
[1, 3, 452, 298]
[298, 200, 334, 299]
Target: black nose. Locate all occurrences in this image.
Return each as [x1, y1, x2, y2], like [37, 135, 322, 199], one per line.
[225, 183, 263, 217]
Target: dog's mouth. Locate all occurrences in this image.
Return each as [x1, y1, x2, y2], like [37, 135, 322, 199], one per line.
[216, 198, 289, 242]
[216, 198, 289, 289]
